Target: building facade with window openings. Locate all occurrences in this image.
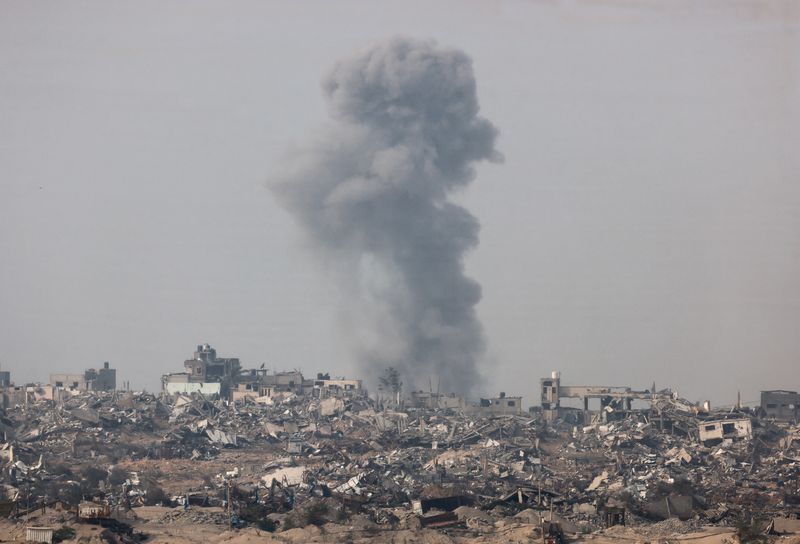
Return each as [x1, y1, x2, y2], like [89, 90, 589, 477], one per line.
[697, 418, 752, 445]
[761, 390, 799, 422]
[50, 362, 116, 392]
[476, 392, 523, 415]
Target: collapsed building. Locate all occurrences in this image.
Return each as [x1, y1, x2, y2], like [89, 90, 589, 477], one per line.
[2, 364, 118, 412]
[1, 374, 797, 542]
[538, 371, 771, 448]
[540, 370, 663, 424]
[2, 381, 108, 411]
[407, 391, 524, 416]
[0, 361, 798, 542]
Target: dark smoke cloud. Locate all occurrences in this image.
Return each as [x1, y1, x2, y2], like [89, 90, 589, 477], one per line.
[272, 37, 501, 395]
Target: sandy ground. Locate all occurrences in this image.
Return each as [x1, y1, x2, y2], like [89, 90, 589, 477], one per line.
[578, 528, 735, 544]
[4, 505, 800, 543]
[0, 509, 753, 544]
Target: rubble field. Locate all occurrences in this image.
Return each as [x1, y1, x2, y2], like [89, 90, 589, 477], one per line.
[1, 390, 799, 542]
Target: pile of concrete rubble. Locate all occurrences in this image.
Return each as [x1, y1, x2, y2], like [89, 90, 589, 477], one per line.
[1, 389, 798, 538]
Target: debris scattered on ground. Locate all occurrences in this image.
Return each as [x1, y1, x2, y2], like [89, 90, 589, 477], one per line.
[1, 387, 798, 542]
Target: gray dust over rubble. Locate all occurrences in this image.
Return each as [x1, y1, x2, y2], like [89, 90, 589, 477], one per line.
[271, 37, 502, 395]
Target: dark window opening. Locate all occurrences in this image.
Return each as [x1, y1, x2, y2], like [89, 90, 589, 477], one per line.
[722, 423, 735, 434]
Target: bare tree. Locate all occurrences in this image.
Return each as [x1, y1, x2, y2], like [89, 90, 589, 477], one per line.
[378, 367, 403, 407]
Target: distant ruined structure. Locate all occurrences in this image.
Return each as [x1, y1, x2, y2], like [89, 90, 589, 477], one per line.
[50, 362, 116, 392]
[161, 343, 364, 402]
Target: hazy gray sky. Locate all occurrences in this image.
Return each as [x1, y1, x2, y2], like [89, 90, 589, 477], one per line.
[1, 0, 798, 406]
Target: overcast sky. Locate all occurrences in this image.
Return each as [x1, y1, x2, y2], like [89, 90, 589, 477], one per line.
[1, 0, 798, 406]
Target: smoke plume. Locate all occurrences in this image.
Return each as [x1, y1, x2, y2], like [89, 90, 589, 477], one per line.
[272, 37, 501, 395]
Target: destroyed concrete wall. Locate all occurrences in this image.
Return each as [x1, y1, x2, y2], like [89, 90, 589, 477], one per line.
[261, 371, 304, 389]
[231, 384, 268, 403]
[408, 391, 465, 411]
[164, 382, 221, 396]
[27, 385, 58, 402]
[49, 373, 86, 390]
[1, 385, 29, 408]
[162, 372, 190, 385]
[312, 378, 363, 399]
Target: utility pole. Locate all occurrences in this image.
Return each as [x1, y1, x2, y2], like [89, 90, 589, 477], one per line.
[227, 479, 233, 528]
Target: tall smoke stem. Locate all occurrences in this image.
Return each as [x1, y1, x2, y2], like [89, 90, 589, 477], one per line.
[272, 37, 501, 394]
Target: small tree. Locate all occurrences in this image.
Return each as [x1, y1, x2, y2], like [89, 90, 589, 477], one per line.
[378, 367, 403, 406]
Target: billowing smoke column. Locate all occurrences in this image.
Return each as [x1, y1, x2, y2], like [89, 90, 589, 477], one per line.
[272, 38, 501, 395]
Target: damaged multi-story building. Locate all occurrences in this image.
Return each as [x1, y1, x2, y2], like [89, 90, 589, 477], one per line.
[50, 362, 116, 392]
[162, 344, 241, 397]
[539, 370, 719, 437]
[537, 370, 771, 451]
[162, 344, 365, 402]
[540, 371, 662, 424]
